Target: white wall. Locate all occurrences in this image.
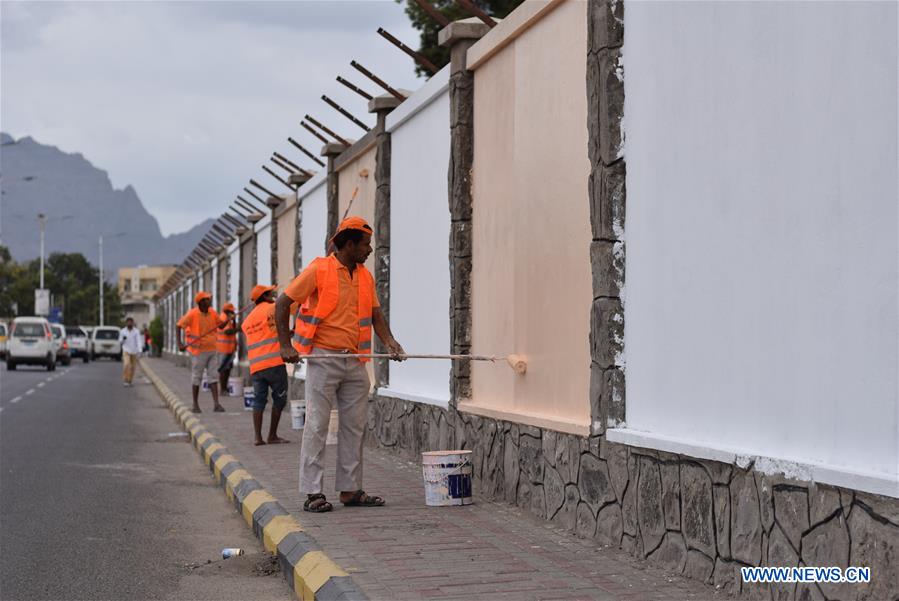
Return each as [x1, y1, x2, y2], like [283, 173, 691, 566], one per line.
[618, 1, 898, 496]
[381, 71, 452, 406]
[300, 178, 327, 269]
[211, 258, 218, 309]
[256, 218, 272, 286]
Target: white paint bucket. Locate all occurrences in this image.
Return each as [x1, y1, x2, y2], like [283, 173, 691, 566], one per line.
[201, 373, 210, 392]
[421, 450, 473, 507]
[326, 410, 339, 445]
[243, 388, 254, 411]
[290, 400, 306, 430]
[227, 377, 243, 398]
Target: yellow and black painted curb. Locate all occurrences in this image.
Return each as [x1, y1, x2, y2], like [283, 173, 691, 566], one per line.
[140, 360, 367, 601]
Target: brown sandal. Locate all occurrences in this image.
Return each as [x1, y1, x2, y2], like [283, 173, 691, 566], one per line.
[342, 490, 385, 507]
[303, 494, 333, 513]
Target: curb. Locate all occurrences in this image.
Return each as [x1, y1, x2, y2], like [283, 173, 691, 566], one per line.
[140, 359, 368, 601]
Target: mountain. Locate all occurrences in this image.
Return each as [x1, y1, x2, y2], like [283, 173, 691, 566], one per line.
[0, 132, 215, 279]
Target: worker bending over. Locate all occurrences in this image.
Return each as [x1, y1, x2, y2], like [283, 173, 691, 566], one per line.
[177, 291, 225, 413]
[275, 216, 405, 513]
[242, 285, 290, 446]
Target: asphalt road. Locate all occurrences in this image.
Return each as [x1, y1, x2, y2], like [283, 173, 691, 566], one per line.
[0, 359, 292, 601]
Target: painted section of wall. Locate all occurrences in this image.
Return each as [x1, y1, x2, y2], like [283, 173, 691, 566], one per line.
[336, 146, 377, 273]
[620, 1, 899, 495]
[380, 76, 452, 407]
[276, 202, 297, 287]
[256, 217, 272, 286]
[300, 179, 328, 268]
[464, 0, 592, 435]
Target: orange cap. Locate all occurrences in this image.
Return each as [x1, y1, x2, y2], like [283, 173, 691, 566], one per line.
[330, 216, 373, 243]
[222, 303, 236, 312]
[250, 284, 277, 302]
[194, 291, 212, 304]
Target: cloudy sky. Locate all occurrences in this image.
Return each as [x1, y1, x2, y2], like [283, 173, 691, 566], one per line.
[1, 1, 423, 235]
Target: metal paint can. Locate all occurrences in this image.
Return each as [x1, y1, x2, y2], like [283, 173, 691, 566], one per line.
[221, 547, 244, 559]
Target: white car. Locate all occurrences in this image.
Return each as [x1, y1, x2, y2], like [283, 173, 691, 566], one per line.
[49, 324, 72, 367]
[90, 326, 122, 361]
[6, 317, 56, 371]
[65, 326, 91, 362]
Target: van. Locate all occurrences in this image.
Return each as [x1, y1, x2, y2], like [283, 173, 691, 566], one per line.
[90, 326, 122, 361]
[6, 317, 56, 371]
[65, 326, 91, 363]
[0, 322, 8, 359]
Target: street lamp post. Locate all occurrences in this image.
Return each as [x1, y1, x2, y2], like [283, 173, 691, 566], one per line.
[99, 235, 104, 326]
[38, 213, 47, 290]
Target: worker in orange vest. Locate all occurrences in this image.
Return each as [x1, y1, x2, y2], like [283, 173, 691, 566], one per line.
[274, 216, 405, 513]
[242, 284, 290, 446]
[216, 302, 239, 393]
[176, 291, 225, 413]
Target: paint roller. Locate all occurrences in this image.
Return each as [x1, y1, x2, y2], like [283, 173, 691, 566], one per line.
[299, 352, 528, 374]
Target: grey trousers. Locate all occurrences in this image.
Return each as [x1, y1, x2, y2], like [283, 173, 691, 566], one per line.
[298, 348, 371, 494]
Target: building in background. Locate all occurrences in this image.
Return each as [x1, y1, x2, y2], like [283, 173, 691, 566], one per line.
[118, 264, 176, 328]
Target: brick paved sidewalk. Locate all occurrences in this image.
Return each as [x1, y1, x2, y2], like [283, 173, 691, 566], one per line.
[144, 358, 728, 601]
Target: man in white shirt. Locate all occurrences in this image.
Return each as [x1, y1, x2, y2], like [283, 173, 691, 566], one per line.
[119, 317, 143, 386]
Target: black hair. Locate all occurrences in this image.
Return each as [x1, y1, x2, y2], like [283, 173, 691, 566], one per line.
[333, 226, 371, 250]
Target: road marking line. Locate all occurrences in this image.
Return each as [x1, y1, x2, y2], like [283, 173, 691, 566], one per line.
[10, 396, 22, 403]
[25, 389, 34, 396]
[37, 382, 45, 388]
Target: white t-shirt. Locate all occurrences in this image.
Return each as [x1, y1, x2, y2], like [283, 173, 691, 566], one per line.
[119, 327, 143, 355]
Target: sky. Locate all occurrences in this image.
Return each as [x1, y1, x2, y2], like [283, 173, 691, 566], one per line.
[1, 1, 424, 235]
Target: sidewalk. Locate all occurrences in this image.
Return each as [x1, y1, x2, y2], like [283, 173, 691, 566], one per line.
[145, 358, 728, 601]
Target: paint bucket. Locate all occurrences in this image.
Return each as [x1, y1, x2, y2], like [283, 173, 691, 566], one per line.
[326, 410, 339, 445]
[201, 373, 210, 392]
[421, 450, 473, 507]
[243, 388, 255, 411]
[290, 400, 306, 430]
[221, 548, 244, 559]
[227, 377, 243, 398]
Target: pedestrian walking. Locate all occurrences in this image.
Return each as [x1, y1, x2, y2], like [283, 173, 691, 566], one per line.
[216, 303, 238, 394]
[275, 216, 405, 512]
[176, 291, 225, 413]
[242, 285, 290, 446]
[118, 317, 142, 386]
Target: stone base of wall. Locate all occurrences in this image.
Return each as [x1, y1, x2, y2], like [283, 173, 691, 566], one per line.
[365, 395, 898, 600]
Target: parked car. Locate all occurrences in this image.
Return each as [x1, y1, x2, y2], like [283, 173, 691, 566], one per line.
[0, 322, 8, 359]
[90, 326, 122, 361]
[65, 326, 91, 363]
[49, 323, 72, 366]
[6, 317, 56, 371]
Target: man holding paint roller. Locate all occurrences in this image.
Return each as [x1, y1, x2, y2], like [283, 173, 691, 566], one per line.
[275, 216, 405, 513]
[177, 291, 226, 414]
[242, 284, 290, 446]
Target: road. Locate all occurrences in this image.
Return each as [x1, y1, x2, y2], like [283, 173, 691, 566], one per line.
[0, 359, 292, 601]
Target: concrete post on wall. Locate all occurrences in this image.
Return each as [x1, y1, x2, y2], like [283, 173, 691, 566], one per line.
[287, 175, 312, 278]
[265, 194, 285, 285]
[322, 142, 345, 242]
[369, 93, 403, 389]
[439, 18, 490, 403]
[587, 0, 626, 433]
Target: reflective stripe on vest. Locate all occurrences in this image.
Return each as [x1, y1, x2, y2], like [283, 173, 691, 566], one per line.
[216, 317, 238, 354]
[249, 351, 281, 366]
[291, 255, 374, 363]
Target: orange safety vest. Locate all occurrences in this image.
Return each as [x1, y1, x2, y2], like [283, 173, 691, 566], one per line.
[292, 255, 374, 362]
[241, 302, 283, 374]
[216, 315, 238, 354]
[181, 308, 219, 356]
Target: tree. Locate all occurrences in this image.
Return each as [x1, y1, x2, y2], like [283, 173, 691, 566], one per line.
[398, 0, 524, 77]
[0, 246, 122, 325]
